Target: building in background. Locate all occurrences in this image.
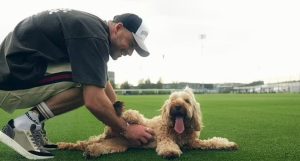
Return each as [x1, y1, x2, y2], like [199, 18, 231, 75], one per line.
[108, 71, 115, 83]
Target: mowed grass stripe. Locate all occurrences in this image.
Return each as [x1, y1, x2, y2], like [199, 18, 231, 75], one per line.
[0, 93, 299, 161]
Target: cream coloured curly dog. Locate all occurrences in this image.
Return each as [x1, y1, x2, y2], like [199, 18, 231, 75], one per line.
[58, 87, 238, 158]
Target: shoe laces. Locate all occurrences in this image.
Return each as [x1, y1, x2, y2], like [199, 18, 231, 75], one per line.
[41, 127, 51, 144]
[30, 127, 45, 150]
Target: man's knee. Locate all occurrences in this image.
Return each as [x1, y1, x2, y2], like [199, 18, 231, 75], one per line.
[0, 82, 80, 113]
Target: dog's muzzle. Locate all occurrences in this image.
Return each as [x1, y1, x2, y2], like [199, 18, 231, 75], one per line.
[170, 105, 187, 134]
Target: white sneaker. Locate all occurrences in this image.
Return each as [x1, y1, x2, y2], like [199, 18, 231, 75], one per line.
[0, 120, 54, 160]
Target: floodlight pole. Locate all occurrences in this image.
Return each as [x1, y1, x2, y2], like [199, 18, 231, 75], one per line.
[199, 34, 206, 56]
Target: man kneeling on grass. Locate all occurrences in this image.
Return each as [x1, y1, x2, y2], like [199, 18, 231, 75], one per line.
[0, 9, 154, 159]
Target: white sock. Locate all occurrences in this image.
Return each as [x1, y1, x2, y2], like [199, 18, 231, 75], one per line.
[14, 111, 41, 130]
[36, 102, 55, 120]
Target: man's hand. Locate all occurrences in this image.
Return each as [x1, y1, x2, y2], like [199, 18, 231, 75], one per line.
[83, 85, 153, 145]
[122, 124, 154, 146]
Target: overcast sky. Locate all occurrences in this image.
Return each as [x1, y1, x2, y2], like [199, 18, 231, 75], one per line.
[1, 0, 300, 85]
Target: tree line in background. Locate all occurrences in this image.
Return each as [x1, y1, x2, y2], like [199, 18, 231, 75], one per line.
[111, 79, 300, 94]
[115, 81, 212, 90]
[118, 78, 163, 89]
[111, 80, 265, 89]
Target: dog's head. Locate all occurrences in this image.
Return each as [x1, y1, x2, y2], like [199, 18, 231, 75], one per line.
[161, 87, 202, 134]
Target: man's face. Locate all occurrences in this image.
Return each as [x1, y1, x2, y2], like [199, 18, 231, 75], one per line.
[110, 23, 136, 60]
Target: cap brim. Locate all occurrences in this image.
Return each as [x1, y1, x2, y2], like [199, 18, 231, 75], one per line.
[133, 34, 150, 57]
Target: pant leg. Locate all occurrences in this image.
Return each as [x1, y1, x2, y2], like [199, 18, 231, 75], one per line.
[0, 82, 80, 113]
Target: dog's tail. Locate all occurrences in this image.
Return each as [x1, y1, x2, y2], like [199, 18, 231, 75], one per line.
[57, 141, 91, 151]
[57, 101, 124, 151]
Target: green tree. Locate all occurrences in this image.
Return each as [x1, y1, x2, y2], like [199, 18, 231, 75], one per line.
[120, 81, 131, 89]
[156, 78, 163, 89]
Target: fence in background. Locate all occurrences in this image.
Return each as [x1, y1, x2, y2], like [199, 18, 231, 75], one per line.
[115, 81, 300, 95]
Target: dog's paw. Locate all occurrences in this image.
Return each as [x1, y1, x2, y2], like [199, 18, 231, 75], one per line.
[157, 147, 182, 158]
[227, 142, 238, 150]
[209, 137, 238, 150]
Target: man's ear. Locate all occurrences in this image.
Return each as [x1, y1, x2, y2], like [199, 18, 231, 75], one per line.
[115, 22, 124, 31]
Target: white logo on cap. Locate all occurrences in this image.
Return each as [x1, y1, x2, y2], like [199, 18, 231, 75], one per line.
[135, 21, 149, 41]
[141, 30, 148, 37]
[132, 20, 150, 56]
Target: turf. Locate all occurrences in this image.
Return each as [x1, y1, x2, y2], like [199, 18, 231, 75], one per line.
[0, 93, 299, 161]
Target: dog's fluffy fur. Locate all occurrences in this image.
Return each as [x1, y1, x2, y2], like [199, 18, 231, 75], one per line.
[58, 87, 238, 158]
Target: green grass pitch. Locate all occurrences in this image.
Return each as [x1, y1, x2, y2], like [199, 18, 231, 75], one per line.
[1, 93, 299, 161]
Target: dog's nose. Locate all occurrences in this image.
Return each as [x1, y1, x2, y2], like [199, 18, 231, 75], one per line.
[175, 105, 181, 111]
[171, 105, 186, 118]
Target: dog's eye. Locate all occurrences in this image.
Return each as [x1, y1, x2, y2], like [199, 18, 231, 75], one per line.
[184, 99, 191, 104]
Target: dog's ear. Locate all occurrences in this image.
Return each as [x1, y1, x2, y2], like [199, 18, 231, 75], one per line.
[191, 102, 203, 131]
[160, 99, 170, 122]
[183, 88, 202, 131]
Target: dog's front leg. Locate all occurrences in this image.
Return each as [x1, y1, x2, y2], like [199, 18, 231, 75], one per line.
[84, 138, 129, 158]
[189, 137, 238, 150]
[156, 137, 182, 158]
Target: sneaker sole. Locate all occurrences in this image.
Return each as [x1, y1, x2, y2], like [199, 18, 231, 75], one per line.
[0, 131, 54, 160]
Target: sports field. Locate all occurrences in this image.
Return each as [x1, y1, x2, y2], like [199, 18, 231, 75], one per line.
[0, 93, 299, 161]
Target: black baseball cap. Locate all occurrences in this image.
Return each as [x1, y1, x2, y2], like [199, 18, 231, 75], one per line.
[113, 13, 150, 57]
